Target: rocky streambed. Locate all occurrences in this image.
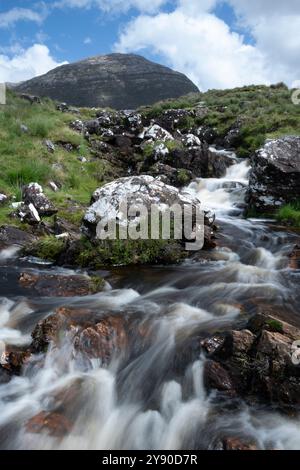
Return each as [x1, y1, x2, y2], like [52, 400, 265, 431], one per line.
[0, 152, 300, 450]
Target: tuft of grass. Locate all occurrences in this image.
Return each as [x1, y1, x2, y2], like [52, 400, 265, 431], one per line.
[27, 115, 59, 138]
[277, 202, 300, 227]
[6, 160, 52, 187]
[177, 169, 191, 186]
[266, 319, 284, 333]
[25, 236, 67, 262]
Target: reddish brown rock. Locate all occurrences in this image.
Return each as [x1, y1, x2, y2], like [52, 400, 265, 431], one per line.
[26, 411, 72, 437]
[289, 245, 300, 269]
[223, 437, 258, 451]
[202, 312, 300, 410]
[31, 313, 65, 353]
[204, 360, 236, 394]
[231, 329, 255, 354]
[51, 378, 85, 419]
[2, 348, 31, 375]
[75, 316, 128, 364]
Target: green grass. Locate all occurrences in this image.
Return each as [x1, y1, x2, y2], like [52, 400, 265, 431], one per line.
[5, 160, 52, 187]
[277, 202, 300, 226]
[0, 90, 115, 228]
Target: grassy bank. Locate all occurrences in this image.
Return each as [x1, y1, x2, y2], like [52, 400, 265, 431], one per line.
[0, 90, 113, 227]
[140, 83, 300, 157]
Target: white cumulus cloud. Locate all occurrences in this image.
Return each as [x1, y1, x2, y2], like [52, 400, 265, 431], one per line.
[115, 0, 300, 89]
[0, 44, 67, 83]
[115, 10, 269, 90]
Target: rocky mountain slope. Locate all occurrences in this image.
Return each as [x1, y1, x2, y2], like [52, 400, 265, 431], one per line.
[14, 53, 199, 109]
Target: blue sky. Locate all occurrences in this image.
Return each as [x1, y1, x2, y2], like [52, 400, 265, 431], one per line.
[0, 0, 248, 64]
[0, 1, 299, 90]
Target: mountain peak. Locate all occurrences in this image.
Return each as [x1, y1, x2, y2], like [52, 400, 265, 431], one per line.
[15, 53, 199, 110]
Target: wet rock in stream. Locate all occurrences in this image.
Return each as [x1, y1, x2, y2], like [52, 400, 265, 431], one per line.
[202, 311, 300, 410]
[26, 411, 73, 438]
[289, 244, 300, 270]
[19, 272, 104, 297]
[30, 306, 154, 365]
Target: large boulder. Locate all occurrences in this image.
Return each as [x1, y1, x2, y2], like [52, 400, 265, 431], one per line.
[247, 136, 300, 213]
[83, 175, 216, 250]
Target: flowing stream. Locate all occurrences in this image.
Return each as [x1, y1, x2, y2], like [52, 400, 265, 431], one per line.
[1, 155, 300, 450]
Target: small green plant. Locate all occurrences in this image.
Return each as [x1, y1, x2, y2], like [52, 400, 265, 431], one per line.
[143, 143, 155, 158]
[89, 275, 105, 292]
[177, 169, 191, 186]
[266, 319, 284, 333]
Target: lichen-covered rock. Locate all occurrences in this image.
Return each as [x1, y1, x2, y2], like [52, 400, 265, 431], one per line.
[44, 139, 55, 153]
[83, 175, 217, 252]
[22, 183, 57, 216]
[123, 111, 143, 133]
[247, 136, 300, 213]
[165, 145, 235, 179]
[182, 133, 201, 148]
[153, 143, 169, 160]
[84, 175, 197, 231]
[19, 93, 41, 104]
[17, 202, 41, 225]
[140, 124, 174, 142]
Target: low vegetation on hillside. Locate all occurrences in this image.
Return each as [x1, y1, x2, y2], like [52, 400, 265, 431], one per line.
[141, 83, 300, 157]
